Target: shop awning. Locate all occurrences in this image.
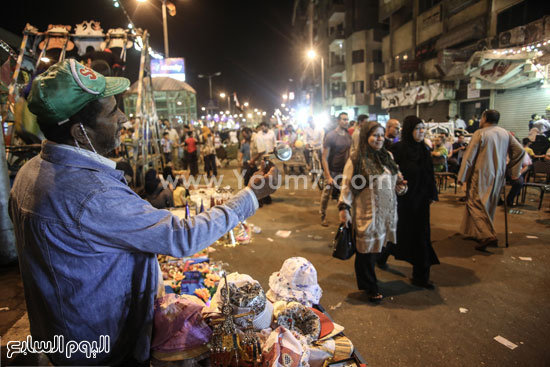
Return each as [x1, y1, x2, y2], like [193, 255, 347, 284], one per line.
[464, 50, 544, 89]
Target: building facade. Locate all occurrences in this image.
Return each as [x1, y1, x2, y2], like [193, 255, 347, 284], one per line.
[374, 0, 550, 137]
[293, 0, 389, 122]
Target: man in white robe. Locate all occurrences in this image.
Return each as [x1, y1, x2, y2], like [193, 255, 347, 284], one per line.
[457, 109, 525, 250]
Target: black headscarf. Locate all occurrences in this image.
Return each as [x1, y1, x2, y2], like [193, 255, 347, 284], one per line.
[352, 121, 399, 195]
[401, 115, 430, 163]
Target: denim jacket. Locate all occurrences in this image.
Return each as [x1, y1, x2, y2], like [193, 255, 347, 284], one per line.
[9, 141, 258, 365]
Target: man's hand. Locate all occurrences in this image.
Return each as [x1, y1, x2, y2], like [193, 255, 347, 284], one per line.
[326, 176, 334, 186]
[248, 165, 279, 201]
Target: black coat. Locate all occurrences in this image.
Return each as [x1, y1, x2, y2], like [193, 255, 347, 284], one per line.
[390, 141, 440, 268]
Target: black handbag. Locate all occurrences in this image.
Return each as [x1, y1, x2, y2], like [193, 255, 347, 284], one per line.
[332, 223, 356, 260]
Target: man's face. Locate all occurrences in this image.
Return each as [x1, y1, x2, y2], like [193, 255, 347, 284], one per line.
[262, 124, 268, 133]
[338, 114, 349, 130]
[458, 136, 464, 144]
[86, 97, 127, 154]
[387, 120, 401, 138]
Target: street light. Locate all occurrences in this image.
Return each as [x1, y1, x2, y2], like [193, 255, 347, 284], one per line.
[219, 92, 230, 113]
[244, 102, 249, 107]
[198, 72, 222, 100]
[307, 48, 325, 110]
[136, 0, 173, 57]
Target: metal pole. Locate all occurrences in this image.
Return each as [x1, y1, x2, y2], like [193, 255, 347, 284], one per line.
[502, 176, 509, 248]
[208, 76, 213, 100]
[321, 56, 325, 110]
[162, 0, 169, 58]
[0, 112, 17, 265]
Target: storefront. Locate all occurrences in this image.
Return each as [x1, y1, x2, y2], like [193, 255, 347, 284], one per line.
[380, 82, 455, 122]
[464, 47, 550, 139]
[494, 83, 550, 139]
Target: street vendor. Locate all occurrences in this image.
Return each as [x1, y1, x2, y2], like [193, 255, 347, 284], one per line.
[8, 59, 278, 366]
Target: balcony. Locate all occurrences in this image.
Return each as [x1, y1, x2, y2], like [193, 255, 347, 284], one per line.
[328, 25, 345, 44]
[328, 0, 346, 23]
[329, 59, 345, 76]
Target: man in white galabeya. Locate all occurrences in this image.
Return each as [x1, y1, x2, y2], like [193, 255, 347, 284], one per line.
[457, 109, 524, 251]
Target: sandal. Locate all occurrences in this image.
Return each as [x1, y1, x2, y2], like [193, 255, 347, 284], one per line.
[367, 292, 383, 303]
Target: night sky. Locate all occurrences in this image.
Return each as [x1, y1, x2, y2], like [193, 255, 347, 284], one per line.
[3, 0, 298, 113]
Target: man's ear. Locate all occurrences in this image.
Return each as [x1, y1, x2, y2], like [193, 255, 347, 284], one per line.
[70, 123, 87, 146]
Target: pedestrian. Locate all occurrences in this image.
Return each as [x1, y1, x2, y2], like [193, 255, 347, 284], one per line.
[320, 112, 352, 226]
[467, 114, 480, 133]
[249, 122, 276, 205]
[161, 131, 173, 163]
[448, 134, 468, 173]
[338, 121, 407, 302]
[145, 168, 174, 209]
[201, 128, 217, 178]
[454, 114, 467, 130]
[349, 114, 368, 161]
[533, 115, 550, 138]
[9, 59, 278, 365]
[384, 118, 401, 149]
[521, 137, 535, 158]
[431, 135, 448, 172]
[183, 131, 198, 177]
[303, 116, 325, 171]
[457, 109, 525, 250]
[348, 120, 356, 135]
[506, 152, 532, 207]
[380, 115, 440, 288]
[528, 113, 538, 131]
[239, 127, 255, 186]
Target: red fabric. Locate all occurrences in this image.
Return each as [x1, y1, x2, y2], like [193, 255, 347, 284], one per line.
[348, 127, 355, 136]
[310, 308, 334, 338]
[185, 137, 197, 153]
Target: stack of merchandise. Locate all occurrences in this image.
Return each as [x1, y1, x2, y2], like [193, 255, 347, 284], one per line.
[159, 252, 224, 305]
[151, 257, 359, 367]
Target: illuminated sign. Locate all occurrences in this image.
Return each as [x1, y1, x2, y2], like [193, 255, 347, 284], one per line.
[151, 58, 186, 81]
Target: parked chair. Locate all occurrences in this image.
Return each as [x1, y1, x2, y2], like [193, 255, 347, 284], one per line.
[432, 155, 457, 194]
[521, 160, 550, 210]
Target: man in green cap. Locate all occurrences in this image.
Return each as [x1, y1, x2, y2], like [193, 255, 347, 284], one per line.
[9, 59, 278, 365]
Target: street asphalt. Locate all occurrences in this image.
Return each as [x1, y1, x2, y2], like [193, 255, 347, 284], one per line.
[1, 161, 549, 366]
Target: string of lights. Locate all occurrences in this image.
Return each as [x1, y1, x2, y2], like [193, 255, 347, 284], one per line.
[110, 0, 164, 59]
[490, 38, 550, 56]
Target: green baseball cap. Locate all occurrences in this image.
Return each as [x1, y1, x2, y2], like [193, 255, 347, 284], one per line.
[28, 59, 130, 126]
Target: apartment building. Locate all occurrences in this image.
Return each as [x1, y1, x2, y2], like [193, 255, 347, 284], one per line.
[293, 0, 388, 122]
[375, 0, 550, 137]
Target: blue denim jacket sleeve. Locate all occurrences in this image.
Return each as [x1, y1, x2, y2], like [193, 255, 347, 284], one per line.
[80, 185, 258, 256]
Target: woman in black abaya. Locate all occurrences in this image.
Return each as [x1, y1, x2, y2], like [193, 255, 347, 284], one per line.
[389, 115, 440, 288]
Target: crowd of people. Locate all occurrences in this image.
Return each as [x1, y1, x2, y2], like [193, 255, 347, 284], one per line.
[8, 58, 550, 364]
[315, 109, 545, 303]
